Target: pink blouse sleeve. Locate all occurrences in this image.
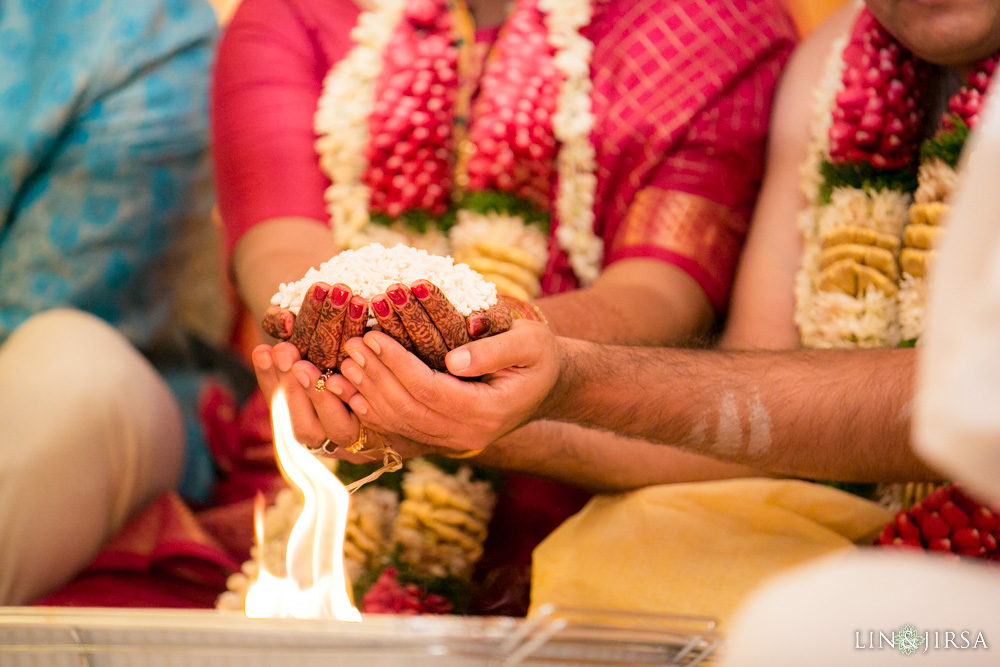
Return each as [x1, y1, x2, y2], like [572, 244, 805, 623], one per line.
[211, 0, 359, 258]
[605, 43, 790, 312]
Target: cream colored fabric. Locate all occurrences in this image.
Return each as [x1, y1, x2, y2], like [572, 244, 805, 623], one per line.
[915, 77, 1000, 507]
[0, 309, 184, 604]
[530, 478, 891, 627]
[726, 552, 1000, 666]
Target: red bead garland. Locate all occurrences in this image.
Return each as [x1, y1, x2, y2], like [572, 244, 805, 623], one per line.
[877, 484, 1000, 563]
[361, 567, 455, 614]
[463, 0, 563, 212]
[364, 0, 460, 219]
[828, 9, 926, 170]
[362, 0, 567, 226]
[944, 55, 999, 132]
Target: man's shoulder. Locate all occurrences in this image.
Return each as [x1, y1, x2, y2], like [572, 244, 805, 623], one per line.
[782, 3, 859, 96]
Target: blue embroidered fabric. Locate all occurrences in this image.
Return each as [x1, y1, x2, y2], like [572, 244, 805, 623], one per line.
[0, 0, 220, 501]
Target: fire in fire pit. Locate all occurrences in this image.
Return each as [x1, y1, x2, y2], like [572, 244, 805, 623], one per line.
[243, 387, 361, 622]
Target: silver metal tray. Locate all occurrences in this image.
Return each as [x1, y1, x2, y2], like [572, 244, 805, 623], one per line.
[0, 604, 721, 666]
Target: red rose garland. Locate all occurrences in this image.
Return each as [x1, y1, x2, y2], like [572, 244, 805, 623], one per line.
[945, 57, 996, 132]
[462, 0, 561, 213]
[828, 10, 926, 170]
[364, 0, 461, 221]
[364, 0, 561, 228]
[877, 484, 1000, 563]
[826, 9, 999, 177]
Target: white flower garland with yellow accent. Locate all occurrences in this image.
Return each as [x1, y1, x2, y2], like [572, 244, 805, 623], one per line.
[543, 0, 601, 285]
[314, 0, 406, 249]
[449, 209, 548, 300]
[795, 35, 907, 348]
[897, 157, 957, 341]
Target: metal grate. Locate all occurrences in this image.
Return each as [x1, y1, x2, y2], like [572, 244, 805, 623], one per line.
[0, 605, 722, 666]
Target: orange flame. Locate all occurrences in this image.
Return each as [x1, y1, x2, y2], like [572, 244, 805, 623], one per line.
[244, 387, 361, 622]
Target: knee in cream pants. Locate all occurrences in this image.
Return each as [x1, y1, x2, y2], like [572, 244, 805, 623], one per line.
[0, 309, 184, 604]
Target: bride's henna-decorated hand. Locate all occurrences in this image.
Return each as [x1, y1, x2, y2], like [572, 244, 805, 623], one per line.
[261, 282, 367, 372]
[371, 279, 514, 371]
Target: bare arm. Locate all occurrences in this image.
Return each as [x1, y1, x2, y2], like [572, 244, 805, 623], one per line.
[339, 322, 938, 483]
[538, 258, 713, 345]
[231, 217, 338, 328]
[472, 420, 760, 493]
[544, 340, 937, 482]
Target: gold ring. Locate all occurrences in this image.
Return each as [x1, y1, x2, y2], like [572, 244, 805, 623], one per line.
[314, 373, 331, 392]
[345, 423, 369, 454]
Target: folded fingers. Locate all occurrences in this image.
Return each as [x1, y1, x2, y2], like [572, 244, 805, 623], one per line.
[385, 283, 449, 370]
[306, 283, 351, 371]
[288, 360, 372, 463]
[337, 296, 368, 370]
[370, 294, 414, 352]
[340, 334, 449, 445]
[467, 301, 513, 339]
[288, 282, 330, 356]
[262, 306, 294, 340]
[251, 344, 280, 401]
[410, 280, 471, 350]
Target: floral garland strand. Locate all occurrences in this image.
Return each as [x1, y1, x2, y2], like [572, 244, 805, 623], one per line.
[543, 0, 600, 285]
[898, 54, 998, 342]
[358, 0, 464, 255]
[449, 0, 562, 299]
[795, 9, 926, 349]
[314, 0, 600, 292]
[875, 57, 1000, 560]
[451, 0, 600, 296]
[797, 8, 999, 349]
[314, 0, 407, 250]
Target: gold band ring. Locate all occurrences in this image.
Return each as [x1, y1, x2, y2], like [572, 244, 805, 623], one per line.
[344, 423, 369, 454]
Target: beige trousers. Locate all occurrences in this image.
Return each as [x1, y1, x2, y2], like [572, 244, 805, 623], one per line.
[0, 309, 184, 604]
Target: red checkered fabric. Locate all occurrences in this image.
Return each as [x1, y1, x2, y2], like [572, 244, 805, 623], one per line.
[540, 0, 797, 308]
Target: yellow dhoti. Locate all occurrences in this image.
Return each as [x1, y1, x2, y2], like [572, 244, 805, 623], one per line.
[530, 478, 892, 627]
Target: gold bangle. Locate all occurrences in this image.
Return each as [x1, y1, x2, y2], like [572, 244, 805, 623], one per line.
[502, 295, 549, 326]
[444, 448, 485, 459]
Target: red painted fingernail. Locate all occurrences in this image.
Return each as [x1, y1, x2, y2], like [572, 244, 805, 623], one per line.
[312, 284, 329, 302]
[372, 297, 390, 318]
[468, 315, 490, 337]
[387, 286, 407, 305]
[331, 285, 349, 306]
[411, 282, 430, 299]
[349, 298, 366, 320]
